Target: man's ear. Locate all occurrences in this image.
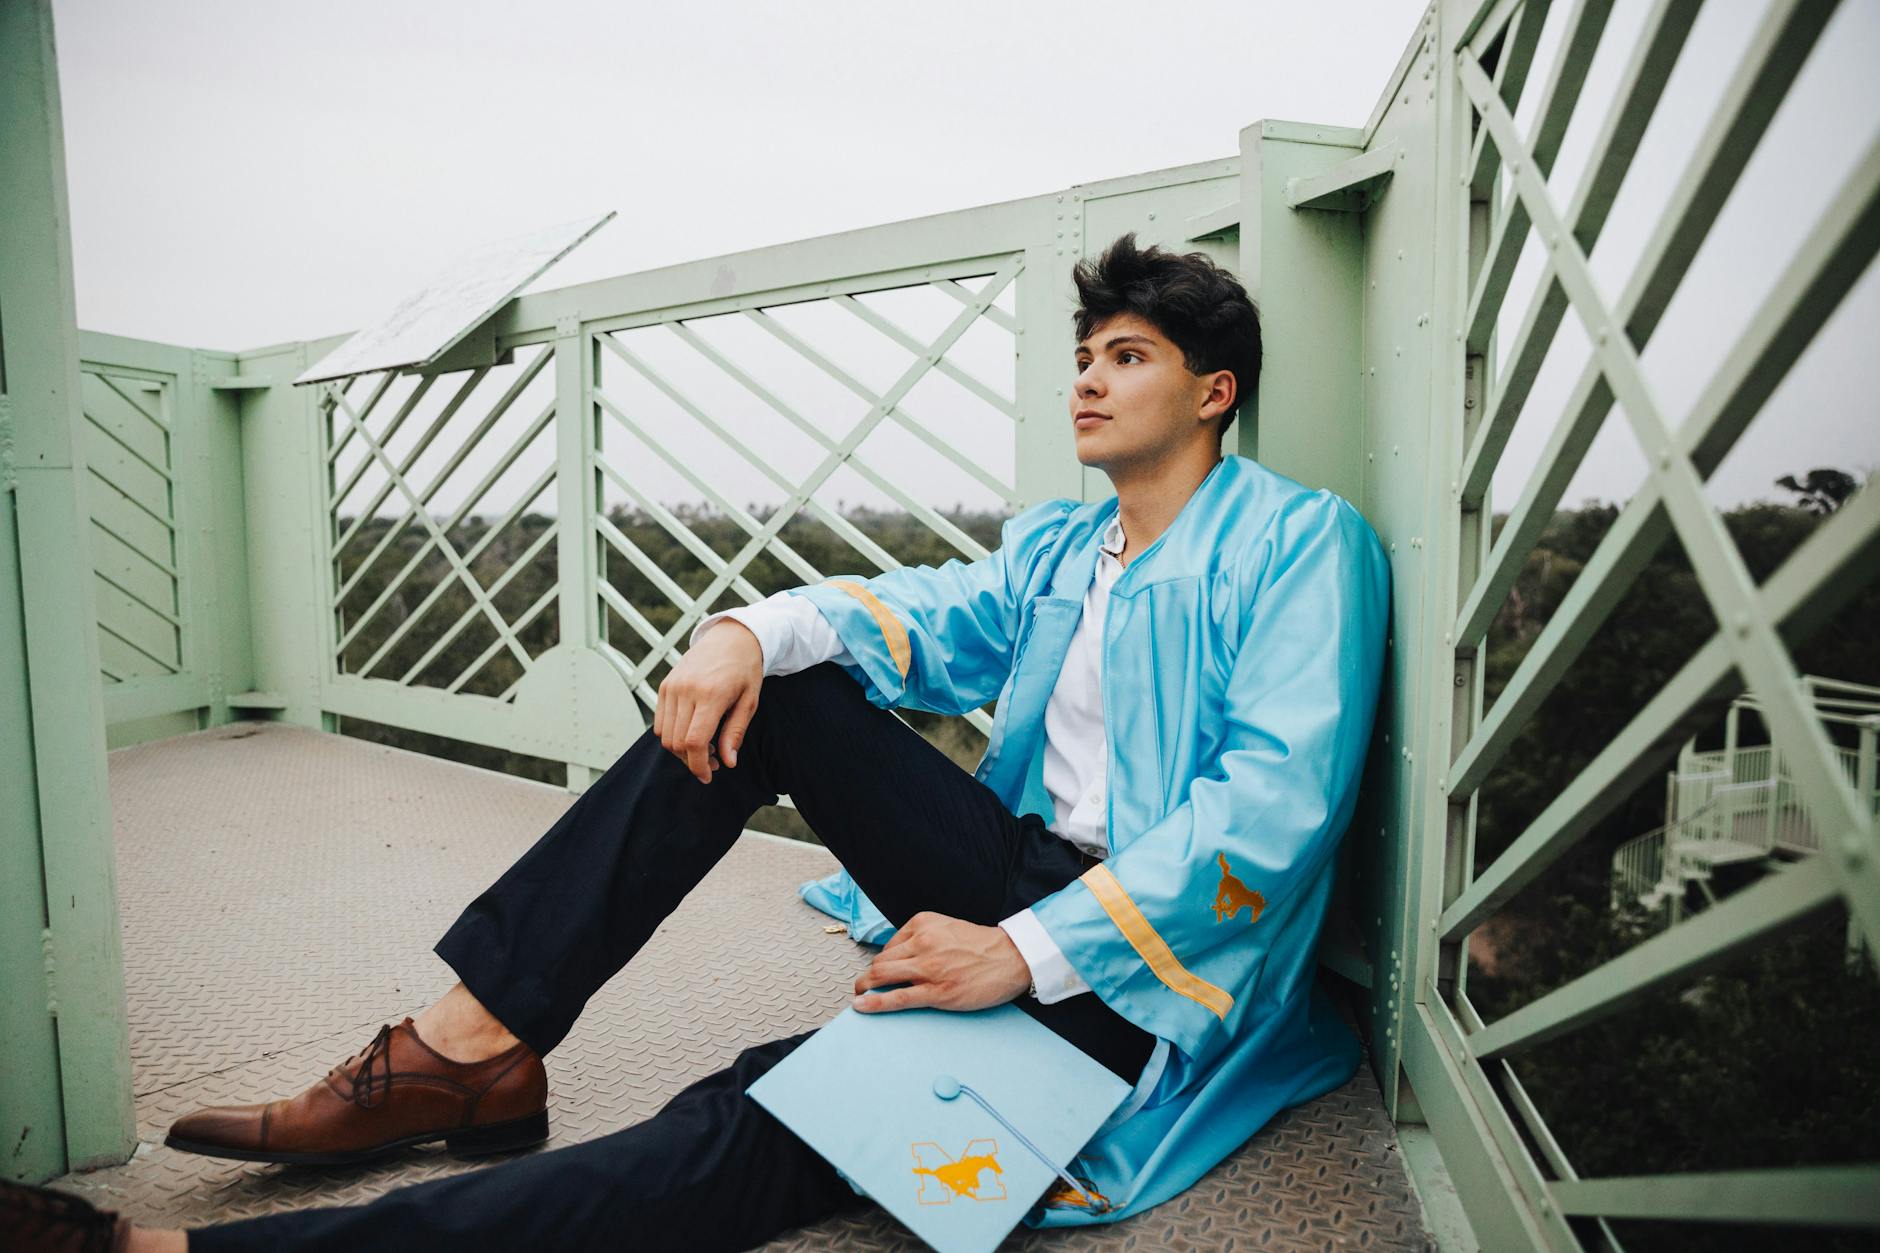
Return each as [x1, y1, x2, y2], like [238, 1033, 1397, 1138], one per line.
[1203, 370, 1233, 425]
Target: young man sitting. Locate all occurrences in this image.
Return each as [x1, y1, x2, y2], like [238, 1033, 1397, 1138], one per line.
[6, 231, 1388, 1253]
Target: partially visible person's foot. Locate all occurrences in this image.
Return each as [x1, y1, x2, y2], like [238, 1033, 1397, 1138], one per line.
[164, 1017, 547, 1166]
[0, 1178, 131, 1252]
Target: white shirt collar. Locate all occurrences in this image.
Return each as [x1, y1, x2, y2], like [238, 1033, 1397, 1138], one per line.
[1100, 513, 1126, 558]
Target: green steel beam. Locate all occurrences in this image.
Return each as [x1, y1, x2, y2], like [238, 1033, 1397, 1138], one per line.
[661, 319, 989, 560]
[1283, 142, 1401, 211]
[1447, 127, 1880, 797]
[1498, 1061, 1624, 1250]
[1459, 50, 1880, 951]
[1552, 1165, 1880, 1227]
[0, 0, 137, 1179]
[1408, 0, 1880, 1233]
[1469, 857, 1838, 1058]
[1182, 199, 1240, 242]
[1402, 998, 1577, 1250]
[1240, 119, 1369, 508]
[1456, 0, 1519, 57]
[1360, 3, 1436, 149]
[1468, 0, 1590, 198]
[1440, 378, 1880, 943]
[1459, 0, 1698, 486]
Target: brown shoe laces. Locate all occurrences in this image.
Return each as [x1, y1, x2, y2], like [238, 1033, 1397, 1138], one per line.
[346, 1022, 397, 1109]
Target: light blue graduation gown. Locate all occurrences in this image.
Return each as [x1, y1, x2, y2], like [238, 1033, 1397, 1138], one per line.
[785, 454, 1390, 1225]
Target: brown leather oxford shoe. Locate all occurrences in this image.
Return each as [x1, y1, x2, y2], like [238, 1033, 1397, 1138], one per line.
[164, 1017, 548, 1165]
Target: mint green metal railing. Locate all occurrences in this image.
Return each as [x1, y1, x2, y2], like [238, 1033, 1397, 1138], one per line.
[267, 162, 1242, 785]
[1386, 0, 1880, 1244]
[72, 333, 253, 745]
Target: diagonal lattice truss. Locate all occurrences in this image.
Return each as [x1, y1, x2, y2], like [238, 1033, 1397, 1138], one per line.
[323, 344, 562, 702]
[1431, 0, 1877, 1234]
[586, 258, 1024, 735]
[80, 366, 182, 684]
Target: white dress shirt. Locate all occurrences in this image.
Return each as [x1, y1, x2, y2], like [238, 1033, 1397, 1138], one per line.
[689, 514, 1129, 1004]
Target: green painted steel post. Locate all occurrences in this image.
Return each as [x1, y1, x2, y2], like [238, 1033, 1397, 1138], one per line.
[1238, 120, 1369, 510]
[236, 339, 339, 731]
[1856, 721, 1878, 969]
[1237, 115, 1403, 1100]
[553, 319, 599, 790]
[1861, 722, 1877, 817]
[0, 0, 138, 1179]
[1016, 217, 1088, 511]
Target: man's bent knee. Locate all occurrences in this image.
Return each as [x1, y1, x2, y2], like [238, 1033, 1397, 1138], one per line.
[756, 661, 870, 718]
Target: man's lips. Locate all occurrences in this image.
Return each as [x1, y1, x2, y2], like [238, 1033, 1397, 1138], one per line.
[1074, 410, 1109, 428]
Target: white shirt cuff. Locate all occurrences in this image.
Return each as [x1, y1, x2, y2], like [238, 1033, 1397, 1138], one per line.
[999, 907, 1090, 1003]
[689, 590, 850, 677]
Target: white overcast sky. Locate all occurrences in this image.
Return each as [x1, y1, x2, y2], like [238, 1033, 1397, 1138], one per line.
[50, 0, 1878, 517]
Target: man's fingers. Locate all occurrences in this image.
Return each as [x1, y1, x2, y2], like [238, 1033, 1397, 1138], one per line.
[854, 957, 921, 996]
[660, 692, 692, 759]
[878, 915, 928, 956]
[853, 984, 938, 1013]
[682, 700, 724, 784]
[716, 685, 759, 768]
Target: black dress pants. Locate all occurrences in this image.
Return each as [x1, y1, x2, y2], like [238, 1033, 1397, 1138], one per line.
[191, 662, 1154, 1252]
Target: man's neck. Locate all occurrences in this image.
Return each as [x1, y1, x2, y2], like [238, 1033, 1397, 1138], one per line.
[1108, 445, 1224, 567]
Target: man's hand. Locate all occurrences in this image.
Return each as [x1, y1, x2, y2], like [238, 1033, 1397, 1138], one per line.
[654, 620, 764, 784]
[851, 912, 1032, 1013]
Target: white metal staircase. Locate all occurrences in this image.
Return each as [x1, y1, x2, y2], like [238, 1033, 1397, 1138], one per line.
[1612, 678, 1880, 920]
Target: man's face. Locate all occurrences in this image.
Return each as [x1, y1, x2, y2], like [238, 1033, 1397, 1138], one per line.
[1069, 312, 1231, 471]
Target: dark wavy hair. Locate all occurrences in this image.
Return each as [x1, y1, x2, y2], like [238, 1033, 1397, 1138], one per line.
[1071, 232, 1261, 444]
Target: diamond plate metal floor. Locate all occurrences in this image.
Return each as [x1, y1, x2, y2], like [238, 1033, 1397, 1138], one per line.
[47, 720, 1432, 1250]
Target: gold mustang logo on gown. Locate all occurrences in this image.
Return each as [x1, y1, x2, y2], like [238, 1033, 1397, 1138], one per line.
[910, 1139, 1007, 1203]
[1211, 852, 1266, 924]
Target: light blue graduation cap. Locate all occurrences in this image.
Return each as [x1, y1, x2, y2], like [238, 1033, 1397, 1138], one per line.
[745, 1000, 1133, 1253]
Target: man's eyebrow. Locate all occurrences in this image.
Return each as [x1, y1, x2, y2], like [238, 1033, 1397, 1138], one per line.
[1075, 334, 1158, 354]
